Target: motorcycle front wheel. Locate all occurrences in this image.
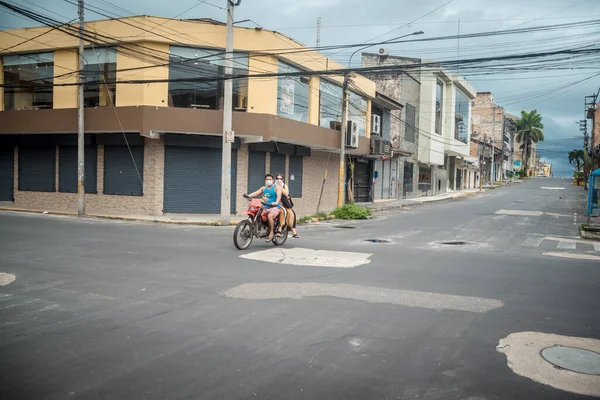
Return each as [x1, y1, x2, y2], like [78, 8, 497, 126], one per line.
[233, 220, 254, 250]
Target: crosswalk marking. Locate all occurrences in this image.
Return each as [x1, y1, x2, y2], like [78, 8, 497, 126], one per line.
[557, 241, 576, 250]
[522, 236, 544, 248]
[543, 252, 600, 261]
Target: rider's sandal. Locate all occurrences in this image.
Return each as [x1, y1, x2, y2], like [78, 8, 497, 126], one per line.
[292, 234, 299, 238]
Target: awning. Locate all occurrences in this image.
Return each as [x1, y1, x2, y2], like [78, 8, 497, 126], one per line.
[372, 93, 403, 111]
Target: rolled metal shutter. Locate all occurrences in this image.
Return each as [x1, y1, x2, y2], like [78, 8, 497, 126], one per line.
[0, 147, 14, 201]
[270, 153, 286, 177]
[163, 146, 237, 213]
[353, 160, 371, 203]
[103, 146, 143, 196]
[58, 146, 98, 193]
[247, 151, 266, 193]
[288, 156, 303, 197]
[18, 146, 56, 192]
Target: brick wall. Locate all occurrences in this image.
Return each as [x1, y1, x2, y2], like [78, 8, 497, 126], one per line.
[471, 93, 505, 150]
[293, 150, 337, 217]
[12, 138, 164, 215]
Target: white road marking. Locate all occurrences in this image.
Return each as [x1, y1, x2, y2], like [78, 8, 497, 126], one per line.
[522, 236, 544, 248]
[543, 236, 600, 251]
[222, 283, 503, 313]
[0, 273, 15, 286]
[557, 240, 577, 250]
[497, 332, 600, 397]
[495, 209, 543, 217]
[239, 248, 372, 268]
[543, 252, 600, 261]
[545, 212, 571, 218]
[541, 187, 565, 190]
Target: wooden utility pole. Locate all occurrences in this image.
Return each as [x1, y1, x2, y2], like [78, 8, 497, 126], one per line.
[77, 0, 85, 216]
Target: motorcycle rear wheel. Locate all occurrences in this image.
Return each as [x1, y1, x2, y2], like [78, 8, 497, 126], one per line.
[272, 226, 289, 246]
[233, 220, 254, 250]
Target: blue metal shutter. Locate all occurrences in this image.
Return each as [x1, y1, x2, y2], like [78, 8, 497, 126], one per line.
[58, 146, 98, 193]
[270, 153, 286, 177]
[0, 147, 14, 201]
[18, 146, 55, 192]
[103, 146, 143, 196]
[163, 146, 237, 213]
[247, 151, 266, 193]
[288, 156, 303, 197]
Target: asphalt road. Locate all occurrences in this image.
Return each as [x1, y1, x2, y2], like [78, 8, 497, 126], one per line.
[1, 178, 599, 399]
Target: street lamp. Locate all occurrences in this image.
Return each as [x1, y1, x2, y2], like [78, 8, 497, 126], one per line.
[348, 30, 425, 68]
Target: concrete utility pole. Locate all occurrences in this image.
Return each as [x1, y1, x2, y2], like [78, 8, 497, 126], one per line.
[480, 134, 485, 192]
[337, 73, 349, 207]
[220, 0, 240, 225]
[77, 0, 85, 216]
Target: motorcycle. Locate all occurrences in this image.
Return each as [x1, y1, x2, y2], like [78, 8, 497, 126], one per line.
[233, 194, 289, 250]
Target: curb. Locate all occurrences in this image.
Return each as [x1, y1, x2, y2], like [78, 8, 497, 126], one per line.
[0, 207, 239, 226]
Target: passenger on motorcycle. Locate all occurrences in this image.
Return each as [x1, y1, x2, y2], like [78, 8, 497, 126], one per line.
[246, 173, 282, 242]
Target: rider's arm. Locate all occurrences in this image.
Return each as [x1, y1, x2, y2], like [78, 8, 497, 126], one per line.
[247, 187, 264, 198]
[274, 186, 282, 205]
[280, 183, 289, 196]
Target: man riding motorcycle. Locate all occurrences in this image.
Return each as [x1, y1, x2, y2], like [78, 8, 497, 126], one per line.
[245, 173, 282, 242]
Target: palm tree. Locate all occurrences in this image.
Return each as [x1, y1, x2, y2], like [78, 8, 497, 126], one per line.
[516, 110, 544, 175]
[568, 149, 585, 172]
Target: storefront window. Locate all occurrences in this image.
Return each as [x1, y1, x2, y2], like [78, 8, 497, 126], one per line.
[277, 61, 309, 123]
[83, 48, 116, 107]
[454, 89, 469, 144]
[319, 80, 342, 129]
[168, 47, 248, 111]
[349, 91, 367, 137]
[2, 52, 54, 110]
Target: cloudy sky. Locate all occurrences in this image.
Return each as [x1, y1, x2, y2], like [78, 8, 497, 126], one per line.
[3, 0, 600, 176]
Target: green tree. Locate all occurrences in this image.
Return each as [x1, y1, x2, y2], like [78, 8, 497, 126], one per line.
[568, 149, 585, 172]
[516, 110, 544, 175]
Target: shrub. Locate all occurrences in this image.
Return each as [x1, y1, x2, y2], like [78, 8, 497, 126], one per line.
[331, 203, 372, 220]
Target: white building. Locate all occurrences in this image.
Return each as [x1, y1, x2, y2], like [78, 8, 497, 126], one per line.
[418, 66, 477, 194]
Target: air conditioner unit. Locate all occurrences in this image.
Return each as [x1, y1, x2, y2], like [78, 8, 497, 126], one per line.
[372, 137, 390, 154]
[378, 48, 389, 56]
[346, 121, 359, 148]
[371, 114, 381, 135]
[330, 121, 342, 131]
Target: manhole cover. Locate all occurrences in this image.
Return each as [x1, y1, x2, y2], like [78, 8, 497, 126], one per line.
[541, 345, 600, 375]
[440, 241, 469, 245]
[334, 225, 356, 229]
[365, 239, 392, 243]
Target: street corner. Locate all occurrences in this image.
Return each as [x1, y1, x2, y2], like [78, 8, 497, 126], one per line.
[0, 273, 16, 286]
[496, 331, 600, 397]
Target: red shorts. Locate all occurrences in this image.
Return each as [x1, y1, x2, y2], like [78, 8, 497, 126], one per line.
[261, 207, 280, 221]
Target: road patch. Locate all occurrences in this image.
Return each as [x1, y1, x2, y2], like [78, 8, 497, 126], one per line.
[239, 248, 372, 268]
[222, 282, 503, 313]
[0, 273, 15, 286]
[497, 331, 600, 397]
[495, 209, 543, 217]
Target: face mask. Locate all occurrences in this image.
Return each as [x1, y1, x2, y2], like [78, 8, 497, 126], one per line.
[265, 179, 273, 187]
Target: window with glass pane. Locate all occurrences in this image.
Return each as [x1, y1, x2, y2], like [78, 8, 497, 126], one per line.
[83, 48, 116, 107]
[2, 52, 54, 110]
[168, 47, 248, 111]
[277, 61, 309, 123]
[349, 91, 367, 137]
[435, 80, 443, 134]
[319, 80, 342, 129]
[454, 89, 469, 144]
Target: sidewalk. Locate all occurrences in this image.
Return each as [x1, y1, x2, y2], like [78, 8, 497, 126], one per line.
[0, 205, 240, 226]
[363, 188, 483, 213]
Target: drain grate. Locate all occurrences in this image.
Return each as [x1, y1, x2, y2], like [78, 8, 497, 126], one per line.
[365, 239, 392, 243]
[334, 225, 357, 229]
